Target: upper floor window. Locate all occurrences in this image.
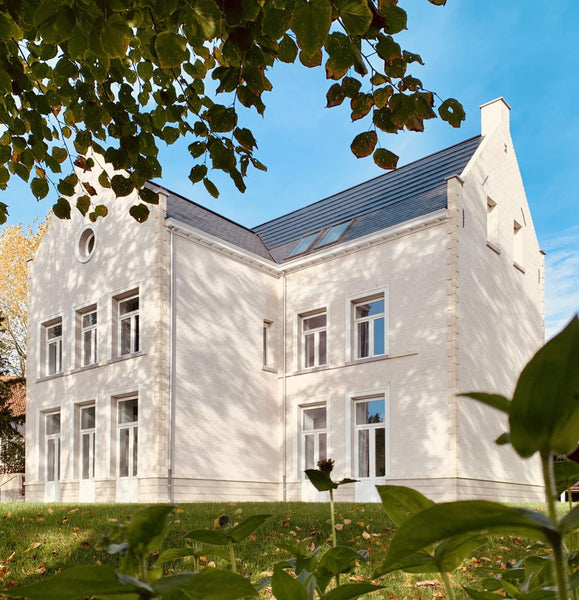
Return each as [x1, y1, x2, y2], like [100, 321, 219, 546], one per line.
[79, 308, 98, 367]
[301, 311, 327, 369]
[263, 320, 273, 369]
[513, 220, 523, 267]
[45, 319, 63, 376]
[486, 197, 498, 246]
[117, 293, 140, 357]
[354, 296, 385, 359]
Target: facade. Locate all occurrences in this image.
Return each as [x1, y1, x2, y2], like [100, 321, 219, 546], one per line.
[26, 98, 545, 504]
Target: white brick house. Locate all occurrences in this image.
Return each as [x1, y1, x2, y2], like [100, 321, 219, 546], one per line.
[25, 98, 544, 503]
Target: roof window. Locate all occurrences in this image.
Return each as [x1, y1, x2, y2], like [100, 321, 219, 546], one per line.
[316, 221, 351, 248]
[287, 232, 320, 258]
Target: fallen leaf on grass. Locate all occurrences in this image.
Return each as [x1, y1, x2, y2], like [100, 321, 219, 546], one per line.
[335, 524, 344, 531]
[415, 580, 442, 588]
[24, 543, 41, 553]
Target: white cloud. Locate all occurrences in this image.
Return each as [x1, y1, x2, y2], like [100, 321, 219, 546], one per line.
[544, 224, 579, 339]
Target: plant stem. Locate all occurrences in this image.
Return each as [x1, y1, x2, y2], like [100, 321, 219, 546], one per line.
[329, 488, 337, 548]
[229, 541, 236, 573]
[440, 571, 455, 600]
[542, 451, 570, 600]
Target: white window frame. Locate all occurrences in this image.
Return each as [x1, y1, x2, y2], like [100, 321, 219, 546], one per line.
[263, 320, 274, 369]
[42, 317, 63, 376]
[301, 403, 328, 473]
[299, 309, 328, 370]
[345, 389, 389, 479]
[117, 397, 138, 479]
[44, 410, 61, 482]
[486, 197, 498, 247]
[110, 287, 141, 359]
[346, 289, 388, 362]
[74, 304, 98, 368]
[79, 404, 96, 480]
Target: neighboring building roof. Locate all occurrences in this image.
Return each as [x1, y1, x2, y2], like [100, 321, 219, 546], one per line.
[0, 376, 25, 419]
[158, 135, 481, 264]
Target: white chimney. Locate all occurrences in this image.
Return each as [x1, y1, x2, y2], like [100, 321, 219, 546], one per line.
[480, 97, 511, 136]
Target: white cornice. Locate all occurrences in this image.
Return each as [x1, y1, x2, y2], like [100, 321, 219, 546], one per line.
[166, 208, 449, 277]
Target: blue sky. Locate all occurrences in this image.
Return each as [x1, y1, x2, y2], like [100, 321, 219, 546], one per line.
[3, 1, 578, 337]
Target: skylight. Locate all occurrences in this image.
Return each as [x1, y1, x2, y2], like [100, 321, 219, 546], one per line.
[316, 221, 351, 248]
[287, 232, 320, 257]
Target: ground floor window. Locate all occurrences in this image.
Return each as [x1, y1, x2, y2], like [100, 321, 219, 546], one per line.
[80, 405, 96, 480]
[302, 404, 327, 471]
[45, 411, 61, 482]
[118, 398, 138, 478]
[353, 397, 386, 479]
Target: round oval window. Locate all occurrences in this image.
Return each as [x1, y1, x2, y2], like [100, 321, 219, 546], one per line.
[78, 228, 96, 262]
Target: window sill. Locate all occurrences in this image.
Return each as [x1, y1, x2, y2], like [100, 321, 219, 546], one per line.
[513, 262, 525, 274]
[71, 363, 101, 374]
[262, 366, 278, 374]
[108, 351, 144, 365]
[36, 372, 64, 383]
[294, 364, 330, 375]
[347, 354, 389, 366]
[486, 241, 501, 255]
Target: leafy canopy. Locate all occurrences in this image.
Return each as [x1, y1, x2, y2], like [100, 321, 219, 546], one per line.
[0, 0, 463, 223]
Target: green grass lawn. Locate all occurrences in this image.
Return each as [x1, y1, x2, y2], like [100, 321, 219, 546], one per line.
[0, 501, 555, 599]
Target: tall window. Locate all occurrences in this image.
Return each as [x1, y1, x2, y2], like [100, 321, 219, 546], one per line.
[301, 311, 327, 369]
[302, 405, 327, 470]
[80, 405, 96, 480]
[263, 320, 273, 368]
[354, 297, 385, 359]
[45, 320, 63, 375]
[487, 197, 498, 246]
[118, 398, 138, 478]
[81, 309, 98, 367]
[354, 397, 386, 479]
[119, 294, 139, 356]
[45, 411, 61, 482]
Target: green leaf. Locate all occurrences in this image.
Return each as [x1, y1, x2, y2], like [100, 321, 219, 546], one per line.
[76, 196, 91, 216]
[155, 548, 200, 566]
[189, 164, 208, 183]
[376, 485, 434, 526]
[334, 0, 373, 36]
[336, 478, 358, 486]
[305, 469, 338, 491]
[495, 432, 511, 445]
[207, 105, 237, 133]
[203, 177, 219, 198]
[380, 6, 407, 34]
[376, 501, 558, 576]
[152, 568, 258, 599]
[34, 2, 76, 44]
[350, 93, 373, 121]
[509, 316, 579, 457]
[438, 98, 466, 128]
[155, 32, 188, 69]
[52, 147, 68, 164]
[30, 177, 49, 200]
[376, 34, 401, 64]
[373, 107, 397, 133]
[8, 566, 152, 600]
[374, 86, 393, 109]
[94, 205, 108, 218]
[461, 393, 511, 415]
[100, 14, 131, 58]
[272, 567, 309, 600]
[299, 49, 322, 68]
[350, 131, 377, 158]
[0, 202, 7, 224]
[278, 34, 299, 63]
[129, 204, 150, 222]
[262, 4, 291, 39]
[559, 503, 579, 534]
[233, 127, 257, 151]
[53, 197, 71, 219]
[188, 0, 222, 40]
[325, 32, 355, 80]
[326, 83, 346, 108]
[186, 528, 230, 546]
[434, 533, 488, 572]
[111, 174, 135, 197]
[341, 77, 362, 98]
[428, 0, 447, 5]
[554, 460, 579, 497]
[290, 0, 332, 56]
[230, 514, 271, 542]
[125, 505, 174, 560]
[318, 546, 362, 575]
[374, 551, 437, 576]
[322, 583, 384, 600]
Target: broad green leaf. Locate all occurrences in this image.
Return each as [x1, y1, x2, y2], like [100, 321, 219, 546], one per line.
[8, 566, 152, 600]
[376, 485, 434, 526]
[94, 205, 108, 218]
[378, 501, 558, 574]
[380, 6, 407, 34]
[559, 503, 579, 534]
[553, 459, 579, 497]
[233, 127, 257, 151]
[325, 32, 355, 80]
[509, 316, 579, 457]
[76, 196, 91, 216]
[203, 177, 220, 198]
[189, 164, 208, 183]
[334, 0, 373, 36]
[186, 528, 230, 545]
[100, 14, 131, 58]
[336, 478, 358, 486]
[278, 34, 298, 63]
[0, 202, 7, 224]
[350, 93, 373, 121]
[374, 551, 437, 576]
[262, 4, 291, 39]
[326, 83, 346, 108]
[34, 2, 76, 44]
[138, 187, 160, 205]
[126, 505, 174, 559]
[299, 49, 322, 68]
[350, 131, 377, 158]
[272, 567, 309, 600]
[434, 533, 488, 572]
[129, 203, 150, 223]
[438, 98, 466, 128]
[30, 176, 49, 200]
[53, 197, 71, 219]
[155, 32, 188, 69]
[189, 0, 222, 40]
[461, 393, 511, 415]
[207, 105, 237, 133]
[318, 546, 362, 575]
[322, 583, 383, 600]
[155, 548, 199, 566]
[373, 108, 397, 133]
[341, 77, 362, 98]
[495, 432, 511, 445]
[374, 86, 393, 109]
[152, 568, 257, 599]
[376, 34, 401, 64]
[111, 175, 135, 197]
[305, 469, 337, 491]
[230, 514, 272, 542]
[290, 0, 332, 56]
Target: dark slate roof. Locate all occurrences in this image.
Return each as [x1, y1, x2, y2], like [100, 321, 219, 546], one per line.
[152, 184, 274, 261]
[253, 135, 482, 258]
[155, 135, 481, 264]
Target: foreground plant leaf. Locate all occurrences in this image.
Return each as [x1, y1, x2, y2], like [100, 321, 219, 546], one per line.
[152, 568, 257, 599]
[377, 485, 434, 526]
[553, 459, 579, 498]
